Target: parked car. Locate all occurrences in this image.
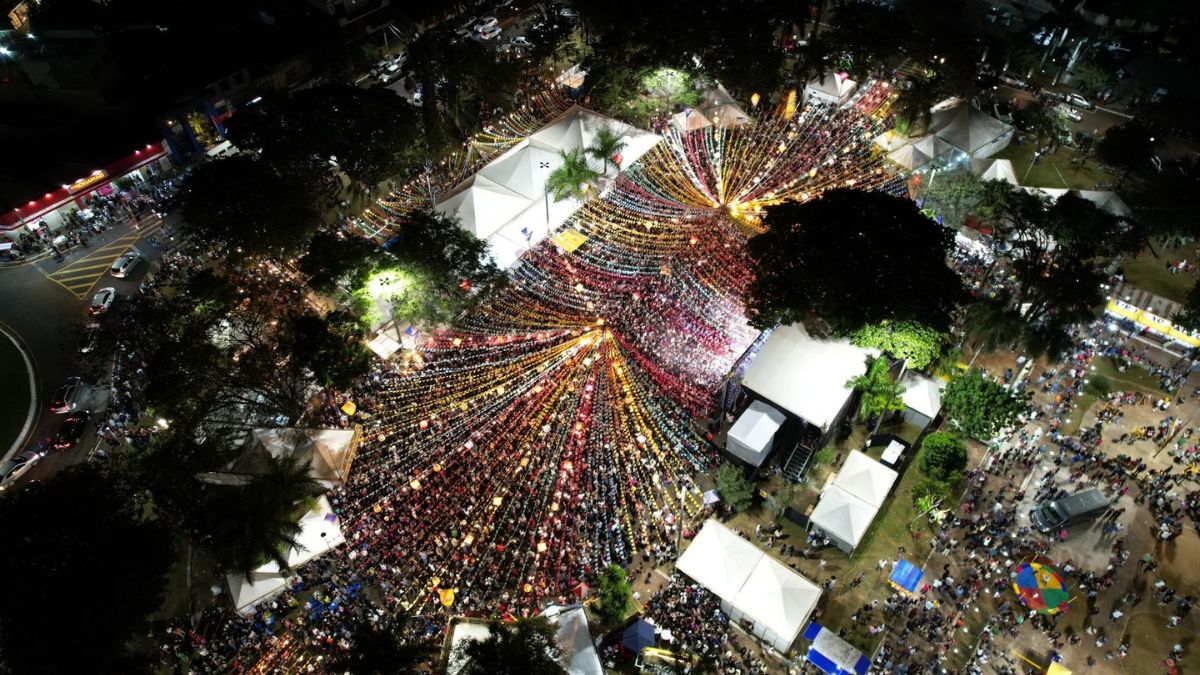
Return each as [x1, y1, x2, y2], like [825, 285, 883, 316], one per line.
[89, 287, 116, 315]
[51, 410, 90, 450]
[474, 16, 499, 32]
[476, 24, 502, 40]
[1031, 488, 1108, 533]
[1055, 103, 1083, 122]
[0, 451, 43, 492]
[1037, 88, 1065, 102]
[998, 72, 1029, 89]
[509, 36, 533, 48]
[109, 251, 140, 278]
[1064, 93, 1094, 110]
[50, 376, 83, 414]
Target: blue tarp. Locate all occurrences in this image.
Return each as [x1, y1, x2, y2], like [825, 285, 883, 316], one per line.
[621, 618, 655, 653]
[803, 623, 871, 675]
[889, 559, 924, 594]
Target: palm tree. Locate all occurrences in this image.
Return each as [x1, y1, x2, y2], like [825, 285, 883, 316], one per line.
[894, 77, 938, 136]
[963, 298, 1023, 355]
[587, 126, 628, 175]
[327, 614, 434, 675]
[200, 453, 321, 577]
[546, 149, 600, 201]
[846, 356, 904, 432]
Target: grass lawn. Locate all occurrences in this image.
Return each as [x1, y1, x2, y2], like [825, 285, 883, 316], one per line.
[1062, 356, 1169, 434]
[0, 334, 32, 455]
[993, 142, 1104, 190]
[1119, 245, 1198, 303]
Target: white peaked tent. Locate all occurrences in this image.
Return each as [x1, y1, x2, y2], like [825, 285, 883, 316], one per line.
[543, 605, 604, 675]
[930, 104, 1014, 158]
[808, 485, 878, 553]
[1020, 187, 1133, 218]
[433, 106, 662, 269]
[434, 174, 533, 240]
[202, 427, 362, 489]
[741, 324, 874, 433]
[227, 496, 346, 612]
[900, 373, 945, 429]
[806, 72, 858, 106]
[676, 519, 762, 601]
[678, 520, 822, 653]
[671, 107, 715, 132]
[730, 555, 822, 652]
[969, 157, 1020, 185]
[886, 135, 957, 170]
[831, 450, 899, 509]
[698, 85, 751, 127]
[873, 131, 912, 153]
[726, 400, 787, 467]
[480, 143, 564, 199]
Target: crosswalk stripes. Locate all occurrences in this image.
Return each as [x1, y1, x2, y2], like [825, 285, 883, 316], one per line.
[43, 223, 161, 299]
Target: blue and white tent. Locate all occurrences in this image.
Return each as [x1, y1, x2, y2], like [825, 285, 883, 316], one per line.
[802, 623, 871, 675]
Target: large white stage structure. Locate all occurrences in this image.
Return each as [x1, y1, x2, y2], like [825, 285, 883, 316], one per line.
[740, 324, 874, 443]
[434, 106, 661, 269]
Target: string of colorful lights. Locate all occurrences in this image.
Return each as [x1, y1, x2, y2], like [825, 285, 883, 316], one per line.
[244, 83, 908, 672]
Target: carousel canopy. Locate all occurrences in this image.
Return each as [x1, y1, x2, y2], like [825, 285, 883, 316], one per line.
[1013, 561, 1071, 615]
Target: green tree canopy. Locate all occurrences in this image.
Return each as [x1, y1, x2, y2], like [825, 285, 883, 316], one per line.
[847, 356, 905, 424]
[0, 466, 174, 674]
[180, 155, 321, 259]
[327, 613, 434, 675]
[368, 210, 507, 327]
[746, 189, 965, 333]
[226, 84, 421, 186]
[595, 564, 633, 625]
[918, 431, 968, 480]
[942, 369, 1029, 440]
[714, 462, 755, 512]
[1097, 121, 1156, 184]
[974, 188, 1144, 358]
[300, 230, 381, 294]
[923, 169, 988, 228]
[851, 320, 946, 370]
[452, 618, 566, 675]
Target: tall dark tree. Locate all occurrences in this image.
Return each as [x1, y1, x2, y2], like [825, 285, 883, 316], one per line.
[746, 189, 964, 333]
[377, 209, 508, 326]
[452, 618, 566, 675]
[976, 188, 1143, 357]
[197, 454, 321, 578]
[0, 466, 175, 675]
[225, 85, 421, 187]
[180, 156, 321, 259]
[1096, 121, 1155, 187]
[300, 230, 381, 294]
[327, 614, 434, 675]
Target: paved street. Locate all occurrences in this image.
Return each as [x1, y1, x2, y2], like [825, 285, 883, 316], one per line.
[0, 215, 173, 480]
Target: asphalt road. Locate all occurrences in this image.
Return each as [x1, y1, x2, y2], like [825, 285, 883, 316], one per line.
[0, 214, 173, 485]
